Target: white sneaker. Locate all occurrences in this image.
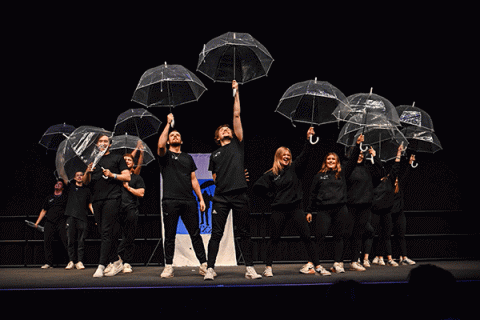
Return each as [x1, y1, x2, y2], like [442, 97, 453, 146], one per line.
[400, 257, 416, 265]
[199, 262, 208, 276]
[331, 262, 345, 273]
[315, 265, 331, 276]
[387, 259, 399, 267]
[300, 262, 315, 274]
[93, 265, 105, 278]
[161, 265, 174, 278]
[41, 264, 52, 269]
[65, 261, 75, 270]
[123, 263, 133, 273]
[350, 262, 366, 271]
[104, 259, 123, 277]
[75, 262, 85, 270]
[104, 263, 114, 274]
[204, 267, 216, 280]
[245, 266, 262, 279]
[363, 259, 371, 268]
[372, 256, 380, 265]
[263, 266, 273, 277]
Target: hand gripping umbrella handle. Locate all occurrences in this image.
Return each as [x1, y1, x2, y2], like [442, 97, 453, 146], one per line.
[309, 135, 319, 145]
[359, 142, 369, 152]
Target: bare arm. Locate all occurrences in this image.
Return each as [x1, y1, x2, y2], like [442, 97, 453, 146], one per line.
[35, 209, 47, 227]
[232, 81, 243, 142]
[158, 113, 174, 157]
[191, 172, 205, 212]
[124, 182, 145, 198]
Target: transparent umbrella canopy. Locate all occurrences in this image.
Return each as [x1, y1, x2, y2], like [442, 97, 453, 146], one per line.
[55, 126, 112, 181]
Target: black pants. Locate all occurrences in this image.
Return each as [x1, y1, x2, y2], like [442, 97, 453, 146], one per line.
[207, 191, 253, 269]
[43, 219, 68, 266]
[346, 204, 371, 263]
[66, 216, 87, 262]
[266, 204, 320, 267]
[392, 209, 407, 256]
[363, 208, 393, 257]
[117, 206, 139, 264]
[314, 204, 350, 263]
[162, 199, 206, 265]
[93, 198, 120, 267]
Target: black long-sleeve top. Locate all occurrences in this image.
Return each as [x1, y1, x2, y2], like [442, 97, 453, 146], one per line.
[372, 160, 401, 211]
[346, 145, 383, 205]
[306, 148, 359, 212]
[253, 141, 314, 210]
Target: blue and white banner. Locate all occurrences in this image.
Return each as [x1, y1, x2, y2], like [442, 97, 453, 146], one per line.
[160, 153, 237, 266]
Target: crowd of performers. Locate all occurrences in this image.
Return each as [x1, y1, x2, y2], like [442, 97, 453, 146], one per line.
[34, 81, 416, 280]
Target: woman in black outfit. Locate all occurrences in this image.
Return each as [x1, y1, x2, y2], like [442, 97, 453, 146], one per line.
[345, 138, 382, 271]
[253, 127, 330, 277]
[392, 154, 417, 265]
[305, 134, 363, 273]
[363, 144, 403, 267]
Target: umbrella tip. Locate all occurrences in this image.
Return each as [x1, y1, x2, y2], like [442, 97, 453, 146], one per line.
[165, 61, 167, 68]
[412, 101, 415, 107]
[369, 87, 373, 95]
[314, 77, 317, 83]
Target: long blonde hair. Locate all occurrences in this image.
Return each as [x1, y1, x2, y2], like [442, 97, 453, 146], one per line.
[318, 152, 342, 180]
[267, 146, 291, 176]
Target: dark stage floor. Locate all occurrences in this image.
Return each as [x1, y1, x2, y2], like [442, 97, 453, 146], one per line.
[2, 260, 479, 317]
[1, 260, 478, 290]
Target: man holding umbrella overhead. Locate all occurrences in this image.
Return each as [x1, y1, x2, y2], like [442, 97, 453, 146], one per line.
[204, 80, 261, 280]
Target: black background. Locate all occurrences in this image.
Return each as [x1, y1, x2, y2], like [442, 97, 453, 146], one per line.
[4, 4, 467, 220]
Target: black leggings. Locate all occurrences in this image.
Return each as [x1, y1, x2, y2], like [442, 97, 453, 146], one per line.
[314, 204, 350, 263]
[363, 209, 393, 257]
[266, 205, 320, 267]
[346, 204, 371, 263]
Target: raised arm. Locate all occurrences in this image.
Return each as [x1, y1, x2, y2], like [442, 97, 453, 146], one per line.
[157, 113, 174, 157]
[232, 80, 243, 142]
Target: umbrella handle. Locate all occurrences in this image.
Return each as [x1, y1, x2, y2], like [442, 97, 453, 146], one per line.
[359, 142, 369, 152]
[171, 118, 175, 128]
[309, 135, 319, 145]
[233, 88, 237, 97]
[411, 161, 418, 168]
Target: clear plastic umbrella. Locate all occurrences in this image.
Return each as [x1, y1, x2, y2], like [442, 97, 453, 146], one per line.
[39, 123, 75, 151]
[55, 126, 112, 181]
[345, 89, 401, 127]
[197, 32, 274, 95]
[396, 102, 435, 132]
[275, 78, 351, 144]
[113, 108, 161, 140]
[132, 62, 207, 109]
[110, 133, 155, 167]
[338, 119, 408, 162]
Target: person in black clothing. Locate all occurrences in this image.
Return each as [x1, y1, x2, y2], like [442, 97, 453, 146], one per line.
[35, 180, 68, 269]
[392, 154, 416, 265]
[157, 113, 207, 278]
[83, 134, 131, 278]
[117, 153, 145, 273]
[362, 144, 404, 267]
[345, 139, 382, 271]
[64, 171, 93, 270]
[204, 81, 261, 280]
[305, 134, 363, 274]
[253, 127, 331, 277]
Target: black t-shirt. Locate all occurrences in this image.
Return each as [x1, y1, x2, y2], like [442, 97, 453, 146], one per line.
[121, 173, 146, 210]
[209, 135, 247, 195]
[64, 183, 92, 222]
[90, 153, 129, 202]
[158, 150, 197, 201]
[42, 192, 68, 223]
